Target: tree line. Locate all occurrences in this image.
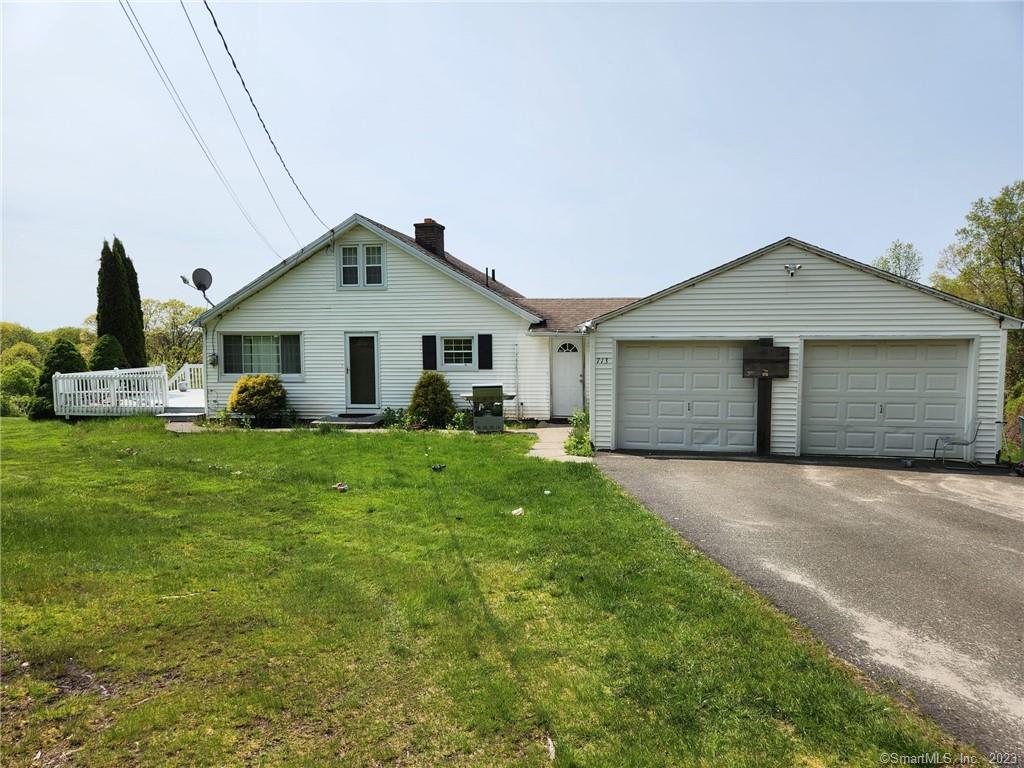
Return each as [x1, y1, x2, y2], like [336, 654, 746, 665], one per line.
[1, 238, 204, 418]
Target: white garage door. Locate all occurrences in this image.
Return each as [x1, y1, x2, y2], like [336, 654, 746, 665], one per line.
[801, 340, 969, 457]
[616, 342, 756, 451]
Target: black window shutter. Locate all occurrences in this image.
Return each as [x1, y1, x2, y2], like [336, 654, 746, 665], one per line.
[478, 334, 493, 370]
[422, 335, 437, 370]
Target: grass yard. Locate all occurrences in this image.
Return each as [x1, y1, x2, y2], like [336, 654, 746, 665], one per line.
[1, 418, 968, 766]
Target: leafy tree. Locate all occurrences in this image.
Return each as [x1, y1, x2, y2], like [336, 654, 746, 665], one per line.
[0, 322, 45, 355]
[873, 240, 923, 281]
[408, 371, 455, 428]
[27, 339, 87, 420]
[932, 181, 1024, 383]
[0, 360, 40, 397]
[90, 334, 129, 371]
[1, 341, 43, 369]
[96, 238, 147, 369]
[143, 299, 204, 370]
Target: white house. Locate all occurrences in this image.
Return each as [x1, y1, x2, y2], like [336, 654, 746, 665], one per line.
[197, 217, 1021, 464]
[196, 214, 632, 421]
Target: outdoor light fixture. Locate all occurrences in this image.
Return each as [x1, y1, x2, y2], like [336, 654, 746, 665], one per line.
[783, 263, 803, 277]
[207, 352, 218, 367]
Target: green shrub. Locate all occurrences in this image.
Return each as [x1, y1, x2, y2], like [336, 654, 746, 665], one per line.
[28, 339, 88, 420]
[227, 374, 288, 422]
[0, 360, 39, 397]
[564, 408, 593, 456]
[1, 341, 43, 369]
[381, 407, 409, 429]
[89, 334, 130, 371]
[1004, 381, 1024, 463]
[408, 371, 455, 429]
[447, 410, 472, 431]
[1, 393, 32, 416]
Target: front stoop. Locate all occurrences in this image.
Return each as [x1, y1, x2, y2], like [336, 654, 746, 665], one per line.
[310, 413, 384, 429]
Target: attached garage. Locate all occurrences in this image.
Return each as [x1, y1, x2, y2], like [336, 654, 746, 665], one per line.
[801, 340, 969, 458]
[616, 342, 755, 451]
[585, 237, 1023, 464]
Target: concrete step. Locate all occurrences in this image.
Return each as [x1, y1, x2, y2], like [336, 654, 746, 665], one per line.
[311, 413, 383, 429]
[157, 410, 205, 422]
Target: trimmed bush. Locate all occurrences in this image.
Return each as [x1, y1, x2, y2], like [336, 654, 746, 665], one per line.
[28, 339, 87, 420]
[227, 374, 288, 422]
[90, 334, 130, 371]
[1, 360, 40, 397]
[408, 371, 455, 428]
[1, 341, 43, 369]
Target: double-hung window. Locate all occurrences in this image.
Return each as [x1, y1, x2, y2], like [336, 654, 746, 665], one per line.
[222, 334, 301, 375]
[441, 335, 475, 368]
[337, 243, 385, 288]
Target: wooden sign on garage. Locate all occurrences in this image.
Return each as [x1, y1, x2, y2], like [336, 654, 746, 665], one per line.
[742, 345, 790, 379]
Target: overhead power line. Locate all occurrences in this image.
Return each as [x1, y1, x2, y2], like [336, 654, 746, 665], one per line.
[202, 0, 329, 230]
[179, 0, 301, 247]
[118, 0, 283, 260]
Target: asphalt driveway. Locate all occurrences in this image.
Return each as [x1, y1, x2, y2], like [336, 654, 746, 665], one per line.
[596, 453, 1024, 755]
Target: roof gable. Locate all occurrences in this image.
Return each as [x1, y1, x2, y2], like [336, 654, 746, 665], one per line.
[588, 236, 1024, 328]
[197, 214, 542, 325]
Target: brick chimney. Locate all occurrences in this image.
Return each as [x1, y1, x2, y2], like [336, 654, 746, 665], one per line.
[414, 218, 445, 257]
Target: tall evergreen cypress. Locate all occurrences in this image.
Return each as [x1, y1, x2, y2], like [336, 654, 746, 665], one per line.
[112, 238, 147, 367]
[95, 238, 147, 368]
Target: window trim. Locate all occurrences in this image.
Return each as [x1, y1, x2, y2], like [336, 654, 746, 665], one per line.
[437, 333, 478, 371]
[218, 332, 305, 383]
[335, 241, 387, 289]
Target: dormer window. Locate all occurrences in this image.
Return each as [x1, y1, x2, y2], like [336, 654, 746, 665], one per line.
[337, 243, 386, 288]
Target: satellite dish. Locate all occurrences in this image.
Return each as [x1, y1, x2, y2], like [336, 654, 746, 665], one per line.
[191, 268, 213, 292]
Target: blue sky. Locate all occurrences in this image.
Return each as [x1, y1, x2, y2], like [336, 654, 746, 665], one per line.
[3, 1, 1022, 329]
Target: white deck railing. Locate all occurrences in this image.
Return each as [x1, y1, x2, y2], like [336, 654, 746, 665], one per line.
[53, 366, 169, 417]
[167, 363, 204, 392]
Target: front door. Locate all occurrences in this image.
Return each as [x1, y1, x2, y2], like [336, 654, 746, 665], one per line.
[551, 340, 584, 417]
[346, 334, 378, 410]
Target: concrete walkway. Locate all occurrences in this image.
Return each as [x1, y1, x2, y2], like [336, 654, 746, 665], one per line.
[525, 423, 592, 463]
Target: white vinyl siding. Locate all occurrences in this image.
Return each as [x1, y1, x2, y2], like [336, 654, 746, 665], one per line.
[204, 225, 549, 419]
[590, 244, 1008, 463]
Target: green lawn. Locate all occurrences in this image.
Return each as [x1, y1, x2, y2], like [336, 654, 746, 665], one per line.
[1, 418, 967, 766]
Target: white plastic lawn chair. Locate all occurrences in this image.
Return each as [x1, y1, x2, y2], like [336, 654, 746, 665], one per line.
[932, 420, 981, 466]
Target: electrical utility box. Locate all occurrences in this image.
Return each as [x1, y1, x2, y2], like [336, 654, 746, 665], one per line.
[471, 384, 504, 433]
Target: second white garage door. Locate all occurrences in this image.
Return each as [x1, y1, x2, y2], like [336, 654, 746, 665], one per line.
[616, 342, 756, 451]
[801, 339, 970, 457]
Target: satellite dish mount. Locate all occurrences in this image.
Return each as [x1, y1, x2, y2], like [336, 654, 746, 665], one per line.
[181, 268, 215, 306]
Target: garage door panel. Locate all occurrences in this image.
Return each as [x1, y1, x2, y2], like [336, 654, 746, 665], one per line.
[657, 400, 685, 417]
[923, 403, 959, 424]
[925, 373, 959, 392]
[616, 341, 756, 452]
[657, 372, 684, 390]
[727, 429, 756, 449]
[692, 372, 721, 389]
[622, 399, 652, 417]
[848, 344, 881, 362]
[845, 402, 879, 421]
[802, 340, 969, 458]
[844, 431, 879, 451]
[848, 373, 880, 391]
[727, 401, 756, 419]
